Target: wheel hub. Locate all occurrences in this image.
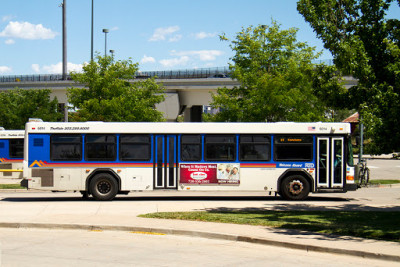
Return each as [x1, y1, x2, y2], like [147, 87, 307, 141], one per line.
[97, 181, 111, 194]
[289, 180, 304, 195]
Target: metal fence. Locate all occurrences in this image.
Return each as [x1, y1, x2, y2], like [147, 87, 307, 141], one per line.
[0, 66, 232, 83]
[0, 60, 333, 83]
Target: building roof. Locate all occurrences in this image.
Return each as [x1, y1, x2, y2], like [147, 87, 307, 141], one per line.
[343, 112, 359, 123]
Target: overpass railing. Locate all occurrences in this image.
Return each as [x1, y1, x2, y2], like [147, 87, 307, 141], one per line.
[0, 60, 333, 83]
[0, 66, 232, 83]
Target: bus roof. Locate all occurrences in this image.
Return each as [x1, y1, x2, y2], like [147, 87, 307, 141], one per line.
[25, 121, 351, 135]
[0, 129, 25, 139]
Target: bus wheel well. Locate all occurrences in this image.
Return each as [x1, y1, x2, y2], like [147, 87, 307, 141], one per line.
[86, 169, 121, 194]
[277, 170, 314, 194]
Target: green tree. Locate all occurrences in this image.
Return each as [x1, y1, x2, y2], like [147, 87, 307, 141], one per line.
[297, 0, 400, 153]
[0, 89, 62, 129]
[205, 21, 332, 122]
[68, 55, 165, 122]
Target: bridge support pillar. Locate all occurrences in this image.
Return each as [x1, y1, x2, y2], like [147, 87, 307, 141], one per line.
[183, 105, 203, 122]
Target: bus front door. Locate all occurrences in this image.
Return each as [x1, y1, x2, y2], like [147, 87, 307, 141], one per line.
[154, 135, 178, 189]
[316, 137, 344, 188]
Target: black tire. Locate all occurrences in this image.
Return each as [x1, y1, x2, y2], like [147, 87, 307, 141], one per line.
[89, 173, 118, 201]
[365, 168, 370, 185]
[280, 175, 310, 200]
[358, 168, 365, 186]
[80, 191, 90, 199]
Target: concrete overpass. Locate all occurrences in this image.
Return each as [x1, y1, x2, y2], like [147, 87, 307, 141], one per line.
[0, 69, 357, 122]
[0, 76, 239, 121]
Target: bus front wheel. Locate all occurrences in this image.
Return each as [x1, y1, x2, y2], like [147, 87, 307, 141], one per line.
[280, 175, 310, 200]
[89, 173, 118, 201]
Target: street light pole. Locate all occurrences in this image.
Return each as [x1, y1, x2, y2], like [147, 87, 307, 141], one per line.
[62, 0, 67, 80]
[61, 0, 68, 122]
[91, 0, 94, 61]
[102, 29, 109, 56]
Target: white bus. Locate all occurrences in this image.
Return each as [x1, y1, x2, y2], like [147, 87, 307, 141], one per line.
[0, 128, 24, 182]
[21, 121, 357, 200]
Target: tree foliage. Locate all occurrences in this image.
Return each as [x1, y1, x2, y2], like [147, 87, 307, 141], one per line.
[0, 89, 62, 129]
[297, 0, 400, 153]
[68, 55, 165, 122]
[205, 21, 332, 122]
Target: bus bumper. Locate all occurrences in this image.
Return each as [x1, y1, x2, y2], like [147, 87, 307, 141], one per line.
[20, 179, 28, 189]
[345, 183, 358, 191]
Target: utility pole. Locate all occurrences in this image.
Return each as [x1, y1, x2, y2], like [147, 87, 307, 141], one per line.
[91, 0, 94, 61]
[62, 0, 67, 81]
[62, 0, 68, 122]
[359, 115, 364, 162]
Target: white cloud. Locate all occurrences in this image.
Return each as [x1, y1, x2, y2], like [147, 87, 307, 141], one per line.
[168, 34, 182, 42]
[0, 21, 57, 40]
[31, 64, 40, 73]
[5, 39, 15, 45]
[170, 50, 223, 61]
[158, 49, 224, 68]
[110, 26, 119, 31]
[0, 66, 12, 74]
[2, 15, 15, 22]
[149, 26, 180, 42]
[194, 32, 217, 40]
[159, 56, 190, 67]
[141, 55, 156, 64]
[31, 62, 84, 74]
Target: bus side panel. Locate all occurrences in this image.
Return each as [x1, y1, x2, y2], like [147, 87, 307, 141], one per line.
[233, 167, 282, 191]
[0, 139, 23, 180]
[178, 166, 286, 192]
[28, 134, 51, 167]
[0, 139, 8, 161]
[55, 168, 83, 191]
[122, 167, 154, 191]
[27, 134, 82, 191]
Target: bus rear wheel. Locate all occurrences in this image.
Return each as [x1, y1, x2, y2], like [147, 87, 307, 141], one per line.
[280, 175, 310, 200]
[90, 173, 118, 201]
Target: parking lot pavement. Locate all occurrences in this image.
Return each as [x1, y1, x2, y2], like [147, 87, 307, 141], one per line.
[355, 158, 400, 180]
[0, 188, 399, 262]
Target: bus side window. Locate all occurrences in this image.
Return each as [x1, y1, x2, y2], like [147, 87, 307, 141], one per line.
[181, 135, 202, 161]
[9, 139, 24, 158]
[50, 135, 82, 161]
[120, 135, 151, 161]
[204, 135, 236, 161]
[274, 135, 313, 161]
[85, 135, 116, 161]
[239, 135, 270, 161]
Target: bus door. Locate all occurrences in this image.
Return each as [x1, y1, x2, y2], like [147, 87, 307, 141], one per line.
[316, 137, 344, 188]
[154, 135, 178, 189]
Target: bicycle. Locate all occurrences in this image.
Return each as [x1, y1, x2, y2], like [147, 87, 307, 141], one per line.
[358, 158, 370, 187]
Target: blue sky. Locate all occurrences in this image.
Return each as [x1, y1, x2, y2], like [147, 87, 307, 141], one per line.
[1, 0, 399, 75]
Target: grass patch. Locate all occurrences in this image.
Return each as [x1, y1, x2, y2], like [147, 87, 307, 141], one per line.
[369, 180, 400, 185]
[140, 210, 400, 242]
[0, 184, 25, 189]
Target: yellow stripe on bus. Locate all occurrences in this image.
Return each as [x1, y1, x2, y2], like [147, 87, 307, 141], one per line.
[0, 169, 23, 172]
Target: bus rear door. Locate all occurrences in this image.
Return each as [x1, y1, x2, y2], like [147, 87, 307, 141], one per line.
[154, 135, 178, 189]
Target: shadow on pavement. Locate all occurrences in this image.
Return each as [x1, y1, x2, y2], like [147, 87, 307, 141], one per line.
[0, 195, 349, 203]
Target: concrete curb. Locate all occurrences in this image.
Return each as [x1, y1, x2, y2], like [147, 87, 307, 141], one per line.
[365, 183, 400, 188]
[0, 189, 31, 192]
[0, 222, 399, 263]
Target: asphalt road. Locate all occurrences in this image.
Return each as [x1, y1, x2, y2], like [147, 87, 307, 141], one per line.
[0, 187, 399, 266]
[0, 186, 399, 212]
[361, 159, 400, 180]
[0, 228, 398, 267]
